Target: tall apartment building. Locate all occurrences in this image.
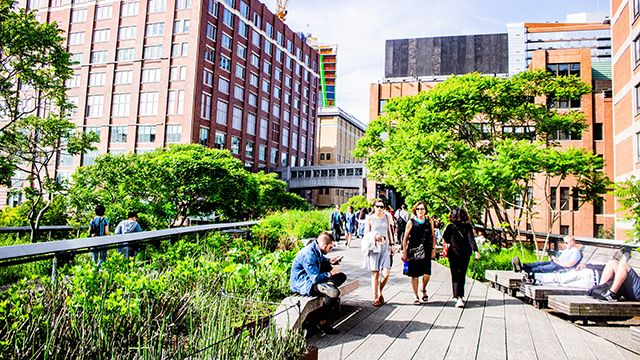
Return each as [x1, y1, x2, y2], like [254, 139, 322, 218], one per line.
[312, 106, 365, 207]
[316, 44, 337, 107]
[611, 0, 640, 239]
[13, 0, 319, 186]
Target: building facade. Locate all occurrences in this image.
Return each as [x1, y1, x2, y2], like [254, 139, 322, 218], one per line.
[311, 106, 366, 207]
[4, 0, 320, 207]
[316, 44, 337, 107]
[611, 0, 640, 239]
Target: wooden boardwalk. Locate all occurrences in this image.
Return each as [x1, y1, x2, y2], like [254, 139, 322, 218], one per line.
[310, 242, 640, 360]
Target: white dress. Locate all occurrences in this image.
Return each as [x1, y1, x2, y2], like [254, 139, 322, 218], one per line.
[361, 215, 391, 271]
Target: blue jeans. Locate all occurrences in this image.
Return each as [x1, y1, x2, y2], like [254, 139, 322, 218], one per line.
[91, 250, 107, 267]
[523, 261, 564, 274]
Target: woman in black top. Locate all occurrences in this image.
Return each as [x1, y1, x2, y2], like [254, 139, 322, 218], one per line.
[401, 201, 436, 305]
[443, 207, 481, 308]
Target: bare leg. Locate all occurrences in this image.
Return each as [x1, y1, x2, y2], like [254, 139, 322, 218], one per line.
[610, 260, 631, 294]
[346, 233, 352, 247]
[371, 271, 380, 300]
[411, 277, 419, 300]
[599, 260, 619, 285]
[380, 268, 391, 293]
[421, 275, 431, 292]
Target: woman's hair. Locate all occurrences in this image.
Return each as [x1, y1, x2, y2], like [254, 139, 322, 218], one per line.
[411, 201, 428, 216]
[348, 205, 354, 212]
[373, 198, 385, 207]
[449, 207, 469, 223]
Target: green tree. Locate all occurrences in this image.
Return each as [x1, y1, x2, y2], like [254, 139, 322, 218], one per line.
[0, 115, 96, 241]
[252, 171, 310, 216]
[615, 177, 640, 239]
[354, 71, 609, 247]
[340, 195, 371, 212]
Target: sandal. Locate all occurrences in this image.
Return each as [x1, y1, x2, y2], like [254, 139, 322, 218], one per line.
[373, 299, 382, 307]
[378, 295, 385, 305]
[413, 298, 421, 305]
[421, 291, 428, 303]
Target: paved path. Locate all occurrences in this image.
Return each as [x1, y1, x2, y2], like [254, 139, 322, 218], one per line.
[310, 239, 640, 360]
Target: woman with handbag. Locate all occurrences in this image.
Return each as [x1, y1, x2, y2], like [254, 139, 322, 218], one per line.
[401, 201, 436, 305]
[443, 207, 481, 308]
[362, 199, 394, 307]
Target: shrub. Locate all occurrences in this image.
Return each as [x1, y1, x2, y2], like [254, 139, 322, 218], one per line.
[251, 210, 331, 251]
[340, 195, 372, 212]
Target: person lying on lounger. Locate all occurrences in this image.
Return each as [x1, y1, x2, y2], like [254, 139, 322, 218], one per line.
[512, 236, 581, 275]
[521, 263, 605, 289]
[591, 257, 640, 302]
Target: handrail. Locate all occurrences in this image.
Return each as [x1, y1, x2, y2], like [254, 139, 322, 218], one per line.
[0, 225, 83, 233]
[0, 221, 259, 267]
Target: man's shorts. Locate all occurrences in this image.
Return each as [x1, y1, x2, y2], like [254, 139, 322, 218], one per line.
[620, 268, 640, 301]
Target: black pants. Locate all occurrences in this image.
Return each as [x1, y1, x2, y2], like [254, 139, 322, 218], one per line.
[310, 272, 347, 320]
[449, 255, 470, 298]
[332, 225, 342, 241]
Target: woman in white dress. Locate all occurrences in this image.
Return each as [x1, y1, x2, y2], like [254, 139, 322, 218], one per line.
[362, 199, 394, 307]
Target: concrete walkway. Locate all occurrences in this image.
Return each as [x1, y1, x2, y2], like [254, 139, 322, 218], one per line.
[309, 239, 640, 360]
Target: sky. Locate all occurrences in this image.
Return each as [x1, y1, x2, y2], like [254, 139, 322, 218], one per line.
[280, 0, 611, 123]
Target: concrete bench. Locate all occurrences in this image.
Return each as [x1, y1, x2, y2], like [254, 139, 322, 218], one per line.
[548, 295, 640, 324]
[520, 284, 587, 309]
[485, 270, 522, 297]
[273, 279, 360, 332]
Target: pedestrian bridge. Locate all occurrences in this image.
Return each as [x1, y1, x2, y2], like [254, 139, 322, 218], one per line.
[279, 163, 366, 190]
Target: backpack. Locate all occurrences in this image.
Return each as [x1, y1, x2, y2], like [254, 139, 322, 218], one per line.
[89, 217, 105, 237]
[396, 214, 407, 233]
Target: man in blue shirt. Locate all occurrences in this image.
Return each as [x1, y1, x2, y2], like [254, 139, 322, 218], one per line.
[290, 232, 346, 335]
[330, 205, 345, 244]
[513, 236, 582, 274]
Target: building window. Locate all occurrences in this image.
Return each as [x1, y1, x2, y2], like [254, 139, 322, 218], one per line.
[91, 50, 108, 64]
[68, 31, 84, 46]
[301, 136, 306, 153]
[139, 92, 159, 116]
[143, 45, 163, 60]
[237, 44, 247, 59]
[249, 72, 259, 87]
[550, 187, 557, 210]
[259, 118, 268, 139]
[216, 100, 228, 125]
[250, 52, 260, 67]
[204, 47, 215, 63]
[145, 22, 164, 37]
[232, 107, 242, 130]
[172, 42, 189, 57]
[247, 113, 256, 135]
[572, 188, 580, 211]
[86, 95, 104, 118]
[259, 145, 266, 161]
[223, 8, 234, 28]
[217, 77, 229, 94]
[214, 131, 226, 149]
[110, 126, 127, 143]
[171, 66, 187, 81]
[270, 148, 278, 164]
[281, 152, 288, 167]
[231, 136, 240, 154]
[559, 187, 570, 211]
[292, 132, 298, 150]
[206, 22, 216, 41]
[238, 20, 248, 37]
[71, 8, 87, 23]
[167, 90, 184, 115]
[111, 94, 130, 117]
[173, 19, 191, 34]
[636, 132, 640, 162]
[547, 97, 581, 109]
[116, 48, 135, 62]
[70, 52, 82, 64]
[115, 70, 132, 84]
[248, 92, 257, 107]
[546, 63, 580, 77]
[141, 68, 161, 83]
[252, 30, 261, 48]
[121, 1, 138, 16]
[261, 98, 269, 112]
[252, 12, 261, 27]
[147, 0, 165, 13]
[203, 69, 214, 86]
[282, 127, 289, 147]
[221, 33, 232, 50]
[207, 0, 217, 15]
[119, 25, 137, 40]
[271, 123, 280, 142]
[240, 0, 249, 17]
[550, 129, 582, 141]
[165, 125, 181, 143]
[262, 79, 270, 94]
[235, 64, 246, 80]
[96, 5, 112, 19]
[245, 141, 254, 158]
[176, 0, 191, 9]
[199, 127, 209, 146]
[263, 61, 271, 75]
[137, 125, 156, 143]
[220, 55, 231, 71]
[234, 85, 244, 101]
[89, 72, 106, 87]
[635, 36, 640, 67]
[201, 93, 212, 119]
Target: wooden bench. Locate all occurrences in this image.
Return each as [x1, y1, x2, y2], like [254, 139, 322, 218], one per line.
[485, 270, 522, 297]
[273, 279, 360, 332]
[548, 295, 640, 324]
[520, 284, 587, 309]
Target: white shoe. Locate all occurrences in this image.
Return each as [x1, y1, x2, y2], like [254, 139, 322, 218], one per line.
[455, 298, 465, 308]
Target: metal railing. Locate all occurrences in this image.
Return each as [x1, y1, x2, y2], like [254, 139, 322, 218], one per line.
[0, 221, 258, 269]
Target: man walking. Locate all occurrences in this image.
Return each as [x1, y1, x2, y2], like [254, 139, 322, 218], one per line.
[330, 204, 344, 243]
[114, 211, 143, 259]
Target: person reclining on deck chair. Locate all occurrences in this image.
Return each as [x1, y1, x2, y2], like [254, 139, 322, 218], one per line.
[290, 231, 347, 335]
[590, 255, 640, 302]
[522, 263, 605, 289]
[512, 236, 582, 275]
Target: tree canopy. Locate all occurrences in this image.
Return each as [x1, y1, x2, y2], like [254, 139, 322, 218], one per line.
[354, 71, 610, 240]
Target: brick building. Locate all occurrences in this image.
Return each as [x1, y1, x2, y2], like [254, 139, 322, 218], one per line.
[3, 0, 320, 206]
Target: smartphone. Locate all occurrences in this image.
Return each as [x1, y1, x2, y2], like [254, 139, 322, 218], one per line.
[333, 256, 344, 264]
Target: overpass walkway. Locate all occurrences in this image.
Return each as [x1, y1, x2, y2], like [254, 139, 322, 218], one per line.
[311, 241, 640, 360]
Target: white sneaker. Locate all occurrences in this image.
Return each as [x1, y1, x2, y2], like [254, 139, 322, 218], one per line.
[455, 298, 465, 308]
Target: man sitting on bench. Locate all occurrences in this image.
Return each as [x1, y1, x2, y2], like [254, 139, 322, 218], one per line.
[290, 232, 347, 335]
[512, 236, 581, 274]
[593, 256, 640, 302]
[522, 263, 605, 288]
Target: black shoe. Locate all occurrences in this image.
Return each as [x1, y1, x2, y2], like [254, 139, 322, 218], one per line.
[521, 272, 535, 285]
[317, 283, 340, 298]
[512, 256, 522, 273]
[598, 290, 619, 302]
[316, 323, 339, 335]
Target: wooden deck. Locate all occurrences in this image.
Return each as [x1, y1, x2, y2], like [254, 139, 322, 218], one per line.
[310, 242, 640, 360]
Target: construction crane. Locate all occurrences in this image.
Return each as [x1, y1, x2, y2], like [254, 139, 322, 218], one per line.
[276, 0, 288, 21]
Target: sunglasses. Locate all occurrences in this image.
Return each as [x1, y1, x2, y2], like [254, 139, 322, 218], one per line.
[374, 205, 384, 208]
[416, 207, 426, 211]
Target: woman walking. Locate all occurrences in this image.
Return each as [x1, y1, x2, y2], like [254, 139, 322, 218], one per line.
[362, 199, 394, 307]
[344, 206, 357, 247]
[401, 201, 436, 305]
[443, 207, 481, 308]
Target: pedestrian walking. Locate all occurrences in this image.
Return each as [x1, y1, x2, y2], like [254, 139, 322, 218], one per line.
[329, 204, 344, 243]
[442, 207, 481, 308]
[362, 199, 394, 307]
[89, 204, 109, 267]
[114, 211, 143, 259]
[395, 204, 409, 247]
[401, 201, 436, 305]
[344, 206, 357, 247]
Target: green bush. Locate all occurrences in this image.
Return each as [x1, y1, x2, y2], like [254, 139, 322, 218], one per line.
[438, 243, 543, 281]
[340, 195, 371, 212]
[251, 209, 331, 251]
